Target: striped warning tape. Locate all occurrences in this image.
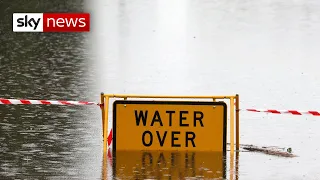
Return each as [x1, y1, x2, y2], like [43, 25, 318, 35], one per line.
[0, 98, 98, 105]
[245, 109, 320, 116]
[1, 98, 320, 116]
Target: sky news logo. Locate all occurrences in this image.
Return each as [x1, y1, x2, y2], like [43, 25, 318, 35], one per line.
[13, 13, 90, 32]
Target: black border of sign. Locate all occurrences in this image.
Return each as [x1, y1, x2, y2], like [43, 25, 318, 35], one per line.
[112, 100, 227, 153]
[112, 100, 227, 179]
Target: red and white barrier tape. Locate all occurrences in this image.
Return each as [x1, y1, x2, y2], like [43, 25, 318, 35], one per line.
[0, 98, 98, 105]
[245, 109, 320, 116]
[1, 98, 320, 116]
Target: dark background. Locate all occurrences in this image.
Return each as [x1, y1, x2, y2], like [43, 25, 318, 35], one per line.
[0, 1, 102, 179]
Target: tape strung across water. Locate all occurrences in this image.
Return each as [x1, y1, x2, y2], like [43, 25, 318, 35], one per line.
[1, 98, 319, 150]
[0, 98, 98, 105]
[1, 98, 320, 116]
[245, 108, 320, 116]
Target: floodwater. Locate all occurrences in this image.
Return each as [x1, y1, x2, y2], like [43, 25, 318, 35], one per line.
[1, 0, 320, 179]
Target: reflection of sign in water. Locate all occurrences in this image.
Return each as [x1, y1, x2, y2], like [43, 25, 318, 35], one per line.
[113, 151, 226, 179]
[113, 100, 227, 151]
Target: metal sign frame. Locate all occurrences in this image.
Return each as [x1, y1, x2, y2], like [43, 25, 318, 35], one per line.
[100, 94, 240, 154]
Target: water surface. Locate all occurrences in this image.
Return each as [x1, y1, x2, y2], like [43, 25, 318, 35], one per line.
[1, 0, 320, 179]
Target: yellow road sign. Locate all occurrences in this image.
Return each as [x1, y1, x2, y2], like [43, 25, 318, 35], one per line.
[113, 100, 227, 152]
